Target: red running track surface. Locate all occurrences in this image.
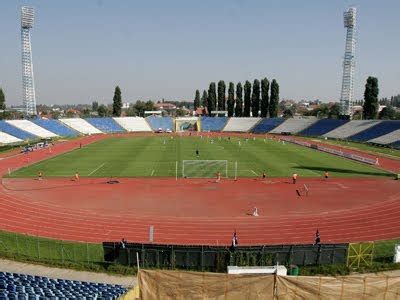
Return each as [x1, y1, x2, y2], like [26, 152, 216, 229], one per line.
[0, 133, 400, 246]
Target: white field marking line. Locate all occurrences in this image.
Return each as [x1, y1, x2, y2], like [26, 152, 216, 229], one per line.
[88, 163, 106, 176]
[151, 169, 155, 176]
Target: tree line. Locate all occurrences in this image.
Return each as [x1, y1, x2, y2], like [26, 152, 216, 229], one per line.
[194, 78, 280, 117]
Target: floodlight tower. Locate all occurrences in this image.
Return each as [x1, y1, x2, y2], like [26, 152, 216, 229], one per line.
[339, 7, 357, 117]
[21, 6, 37, 116]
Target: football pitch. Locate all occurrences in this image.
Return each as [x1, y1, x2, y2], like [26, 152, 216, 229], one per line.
[9, 136, 391, 178]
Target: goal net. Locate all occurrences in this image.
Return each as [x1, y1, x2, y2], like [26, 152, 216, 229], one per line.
[182, 160, 228, 178]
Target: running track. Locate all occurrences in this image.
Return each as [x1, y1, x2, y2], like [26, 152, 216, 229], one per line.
[0, 133, 399, 246]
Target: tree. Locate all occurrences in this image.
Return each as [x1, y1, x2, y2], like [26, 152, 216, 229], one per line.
[227, 82, 235, 117]
[362, 77, 379, 119]
[217, 80, 226, 112]
[92, 101, 98, 112]
[283, 107, 294, 118]
[207, 82, 217, 116]
[269, 79, 279, 118]
[251, 79, 260, 117]
[82, 108, 91, 118]
[194, 90, 200, 111]
[378, 106, 396, 120]
[328, 103, 340, 119]
[235, 82, 243, 117]
[201, 90, 208, 108]
[97, 105, 108, 117]
[0, 88, 5, 110]
[243, 81, 251, 117]
[112, 86, 122, 117]
[260, 78, 269, 118]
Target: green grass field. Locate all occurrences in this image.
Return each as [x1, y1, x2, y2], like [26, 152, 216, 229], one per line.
[9, 136, 391, 178]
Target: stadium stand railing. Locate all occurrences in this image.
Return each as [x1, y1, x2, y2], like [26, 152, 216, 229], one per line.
[145, 116, 174, 131]
[299, 119, 349, 136]
[199, 117, 228, 132]
[113, 117, 152, 132]
[32, 119, 79, 137]
[5, 120, 58, 139]
[0, 132, 22, 144]
[59, 118, 103, 135]
[367, 128, 400, 145]
[269, 117, 318, 134]
[222, 117, 261, 132]
[0, 121, 37, 140]
[251, 118, 284, 133]
[323, 120, 381, 139]
[0, 271, 127, 299]
[349, 120, 400, 142]
[85, 117, 126, 133]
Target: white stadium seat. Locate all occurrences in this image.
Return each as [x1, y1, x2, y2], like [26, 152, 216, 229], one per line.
[269, 117, 317, 134]
[0, 131, 22, 144]
[368, 128, 400, 145]
[6, 120, 58, 138]
[113, 117, 152, 132]
[323, 120, 381, 139]
[223, 118, 261, 132]
[59, 118, 103, 134]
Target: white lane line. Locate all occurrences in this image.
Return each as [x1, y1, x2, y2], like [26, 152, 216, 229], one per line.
[88, 163, 106, 176]
[151, 169, 155, 176]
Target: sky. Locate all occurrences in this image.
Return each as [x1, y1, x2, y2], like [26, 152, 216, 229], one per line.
[0, 0, 399, 106]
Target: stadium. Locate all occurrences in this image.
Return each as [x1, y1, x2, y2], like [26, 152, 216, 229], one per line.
[1, 2, 400, 299]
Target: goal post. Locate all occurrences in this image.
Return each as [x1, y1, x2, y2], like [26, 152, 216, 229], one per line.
[182, 160, 228, 178]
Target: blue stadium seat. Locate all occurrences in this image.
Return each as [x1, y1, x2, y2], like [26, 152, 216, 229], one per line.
[299, 119, 349, 136]
[0, 271, 128, 299]
[349, 120, 400, 142]
[32, 119, 79, 137]
[200, 117, 228, 132]
[85, 117, 125, 133]
[251, 118, 284, 133]
[0, 121, 37, 140]
[146, 116, 174, 131]
[390, 140, 400, 149]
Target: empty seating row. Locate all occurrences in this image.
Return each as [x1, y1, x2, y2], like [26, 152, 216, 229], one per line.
[85, 118, 125, 133]
[368, 128, 400, 145]
[269, 117, 317, 134]
[251, 118, 284, 133]
[32, 119, 78, 137]
[113, 117, 152, 132]
[59, 118, 103, 135]
[5, 120, 58, 139]
[349, 121, 400, 142]
[146, 116, 174, 131]
[223, 118, 261, 132]
[0, 271, 127, 299]
[0, 132, 22, 144]
[323, 120, 381, 139]
[299, 119, 349, 136]
[0, 121, 37, 140]
[200, 117, 228, 132]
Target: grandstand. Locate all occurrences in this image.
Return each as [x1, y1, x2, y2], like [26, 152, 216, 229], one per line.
[200, 117, 228, 132]
[113, 117, 152, 132]
[391, 140, 400, 149]
[368, 128, 400, 145]
[269, 117, 317, 134]
[5, 120, 57, 138]
[323, 120, 381, 139]
[0, 271, 127, 299]
[146, 116, 174, 131]
[59, 118, 103, 135]
[85, 117, 125, 133]
[251, 118, 284, 133]
[299, 119, 349, 136]
[0, 121, 37, 140]
[349, 120, 400, 142]
[0, 132, 22, 144]
[32, 119, 79, 137]
[222, 117, 261, 132]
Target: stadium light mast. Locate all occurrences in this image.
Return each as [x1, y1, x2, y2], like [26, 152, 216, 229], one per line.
[339, 7, 357, 118]
[21, 6, 37, 116]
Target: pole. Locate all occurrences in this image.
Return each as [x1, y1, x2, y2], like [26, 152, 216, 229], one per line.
[234, 161, 237, 180]
[175, 161, 178, 181]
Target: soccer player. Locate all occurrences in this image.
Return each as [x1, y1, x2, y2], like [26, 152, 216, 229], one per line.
[324, 170, 329, 180]
[75, 172, 80, 181]
[216, 171, 221, 183]
[38, 171, 43, 180]
[292, 173, 298, 184]
[262, 171, 267, 180]
[195, 149, 199, 157]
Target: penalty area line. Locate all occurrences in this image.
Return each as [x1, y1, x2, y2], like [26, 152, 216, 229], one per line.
[88, 163, 106, 176]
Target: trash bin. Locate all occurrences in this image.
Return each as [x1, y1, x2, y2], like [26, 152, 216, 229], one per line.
[289, 265, 299, 276]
